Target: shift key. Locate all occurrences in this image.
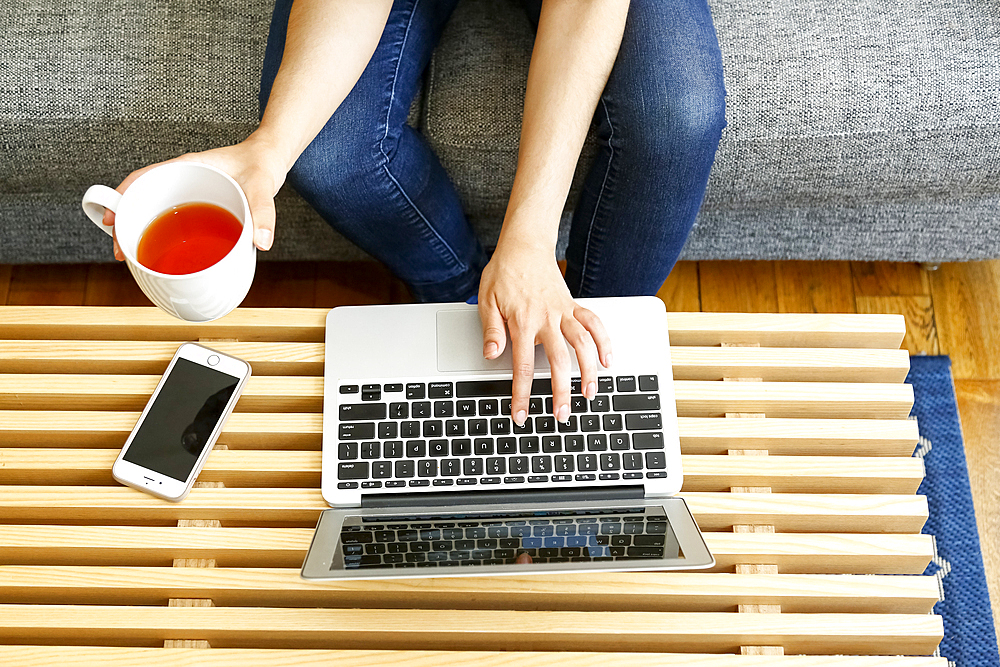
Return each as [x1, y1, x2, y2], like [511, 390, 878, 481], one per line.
[340, 403, 386, 420]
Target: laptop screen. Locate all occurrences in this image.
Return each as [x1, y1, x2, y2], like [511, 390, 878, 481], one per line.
[333, 505, 681, 572]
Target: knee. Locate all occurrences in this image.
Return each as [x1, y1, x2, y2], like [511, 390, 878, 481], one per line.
[621, 77, 727, 166]
[286, 121, 386, 198]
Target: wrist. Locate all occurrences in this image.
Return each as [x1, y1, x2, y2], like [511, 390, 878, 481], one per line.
[243, 127, 298, 177]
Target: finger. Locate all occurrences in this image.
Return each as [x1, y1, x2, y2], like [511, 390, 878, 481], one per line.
[478, 301, 507, 360]
[115, 160, 169, 195]
[111, 225, 124, 262]
[508, 320, 536, 427]
[248, 194, 277, 251]
[515, 552, 533, 564]
[539, 322, 572, 423]
[562, 317, 598, 403]
[575, 306, 613, 368]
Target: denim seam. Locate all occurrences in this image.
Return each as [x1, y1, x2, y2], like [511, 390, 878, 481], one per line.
[378, 0, 468, 275]
[577, 97, 616, 295]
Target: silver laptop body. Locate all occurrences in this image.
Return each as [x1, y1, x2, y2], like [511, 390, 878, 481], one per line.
[303, 296, 713, 580]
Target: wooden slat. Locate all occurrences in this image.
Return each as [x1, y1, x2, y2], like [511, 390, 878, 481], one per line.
[0, 341, 908, 382]
[0, 646, 949, 666]
[0, 374, 322, 412]
[668, 347, 909, 382]
[0, 449, 924, 494]
[0, 526, 932, 572]
[0, 308, 907, 350]
[673, 381, 913, 419]
[680, 455, 923, 494]
[0, 488, 929, 533]
[676, 417, 918, 456]
[0, 375, 911, 418]
[0, 412, 917, 456]
[0, 605, 944, 654]
[0, 567, 939, 613]
[665, 313, 905, 349]
[0, 411, 321, 448]
[0, 307, 328, 342]
[0, 340, 324, 375]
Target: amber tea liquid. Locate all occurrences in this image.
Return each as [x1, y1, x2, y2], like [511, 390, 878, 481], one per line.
[137, 202, 242, 275]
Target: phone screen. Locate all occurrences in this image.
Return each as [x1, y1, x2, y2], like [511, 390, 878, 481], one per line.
[123, 358, 240, 481]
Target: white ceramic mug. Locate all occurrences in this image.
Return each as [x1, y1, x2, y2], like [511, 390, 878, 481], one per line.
[81, 162, 256, 322]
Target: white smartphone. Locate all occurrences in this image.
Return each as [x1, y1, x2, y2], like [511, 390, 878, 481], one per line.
[112, 342, 251, 501]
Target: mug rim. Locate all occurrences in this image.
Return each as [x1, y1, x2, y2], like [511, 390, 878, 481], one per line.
[115, 162, 253, 280]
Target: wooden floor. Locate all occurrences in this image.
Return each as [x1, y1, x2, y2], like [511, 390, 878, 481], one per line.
[2, 258, 998, 635]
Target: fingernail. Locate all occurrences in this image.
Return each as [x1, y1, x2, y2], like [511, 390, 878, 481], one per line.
[484, 342, 498, 358]
[604, 353, 613, 367]
[556, 404, 570, 422]
[586, 382, 596, 400]
[255, 228, 272, 250]
[515, 410, 527, 426]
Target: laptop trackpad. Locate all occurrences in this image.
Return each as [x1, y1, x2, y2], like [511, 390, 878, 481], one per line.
[436, 309, 552, 373]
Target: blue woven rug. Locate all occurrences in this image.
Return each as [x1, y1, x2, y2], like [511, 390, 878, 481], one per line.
[908, 356, 998, 666]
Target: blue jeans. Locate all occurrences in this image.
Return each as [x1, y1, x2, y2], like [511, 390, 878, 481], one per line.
[260, 0, 725, 302]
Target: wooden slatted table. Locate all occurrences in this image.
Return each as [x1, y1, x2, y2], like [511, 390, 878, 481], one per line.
[0, 307, 945, 665]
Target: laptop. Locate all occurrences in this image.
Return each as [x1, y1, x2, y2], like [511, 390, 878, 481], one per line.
[301, 296, 713, 580]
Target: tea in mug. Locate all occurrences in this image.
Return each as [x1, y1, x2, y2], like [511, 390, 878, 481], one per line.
[137, 202, 242, 275]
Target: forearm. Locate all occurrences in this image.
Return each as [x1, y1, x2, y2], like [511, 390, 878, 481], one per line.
[248, 0, 392, 171]
[498, 0, 629, 251]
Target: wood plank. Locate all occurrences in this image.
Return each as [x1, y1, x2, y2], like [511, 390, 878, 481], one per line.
[851, 262, 930, 297]
[5, 265, 88, 306]
[0, 526, 933, 573]
[241, 262, 317, 308]
[0, 375, 912, 418]
[954, 379, 1000, 633]
[0, 646, 949, 666]
[0, 307, 908, 349]
[680, 455, 923, 494]
[0, 374, 322, 412]
[0, 340, 325, 375]
[0, 449, 923, 495]
[665, 313, 905, 349]
[314, 261, 394, 308]
[0, 307, 328, 342]
[673, 381, 913, 419]
[699, 262, 777, 313]
[855, 296, 939, 356]
[0, 412, 914, 456]
[0, 605, 944, 654]
[0, 488, 929, 533]
[669, 347, 909, 382]
[929, 260, 1000, 379]
[0, 411, 321, 449]
[0, 449, 321, 488]
[84, 263, 153, 306]
[657, 261, 700, 312]
[0, 567, 938, 613]
[0, 265, 11, 305]
[775, 262, 856, 314]
[0, 341, 909, 382]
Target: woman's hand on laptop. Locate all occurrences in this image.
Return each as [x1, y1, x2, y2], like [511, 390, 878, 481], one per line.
[478, 239, 612, 427]
[104, 136, 289, 260]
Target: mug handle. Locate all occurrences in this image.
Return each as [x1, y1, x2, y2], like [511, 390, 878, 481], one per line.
[81, 185, 122, 237]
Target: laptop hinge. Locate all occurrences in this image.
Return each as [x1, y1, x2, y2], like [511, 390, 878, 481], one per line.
[360, 485, 645, 508]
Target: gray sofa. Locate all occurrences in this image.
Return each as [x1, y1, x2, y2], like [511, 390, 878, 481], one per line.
[4, 0, 999, 265]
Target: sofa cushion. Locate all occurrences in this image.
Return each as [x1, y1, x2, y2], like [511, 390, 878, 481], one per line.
[2, 0, 998, 264]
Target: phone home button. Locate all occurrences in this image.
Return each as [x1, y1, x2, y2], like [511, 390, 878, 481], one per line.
[207, 355, 220, 366]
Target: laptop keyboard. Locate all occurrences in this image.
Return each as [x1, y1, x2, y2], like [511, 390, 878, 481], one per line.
[335, 374, 668, 491]
[338, 507, 678, 570]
